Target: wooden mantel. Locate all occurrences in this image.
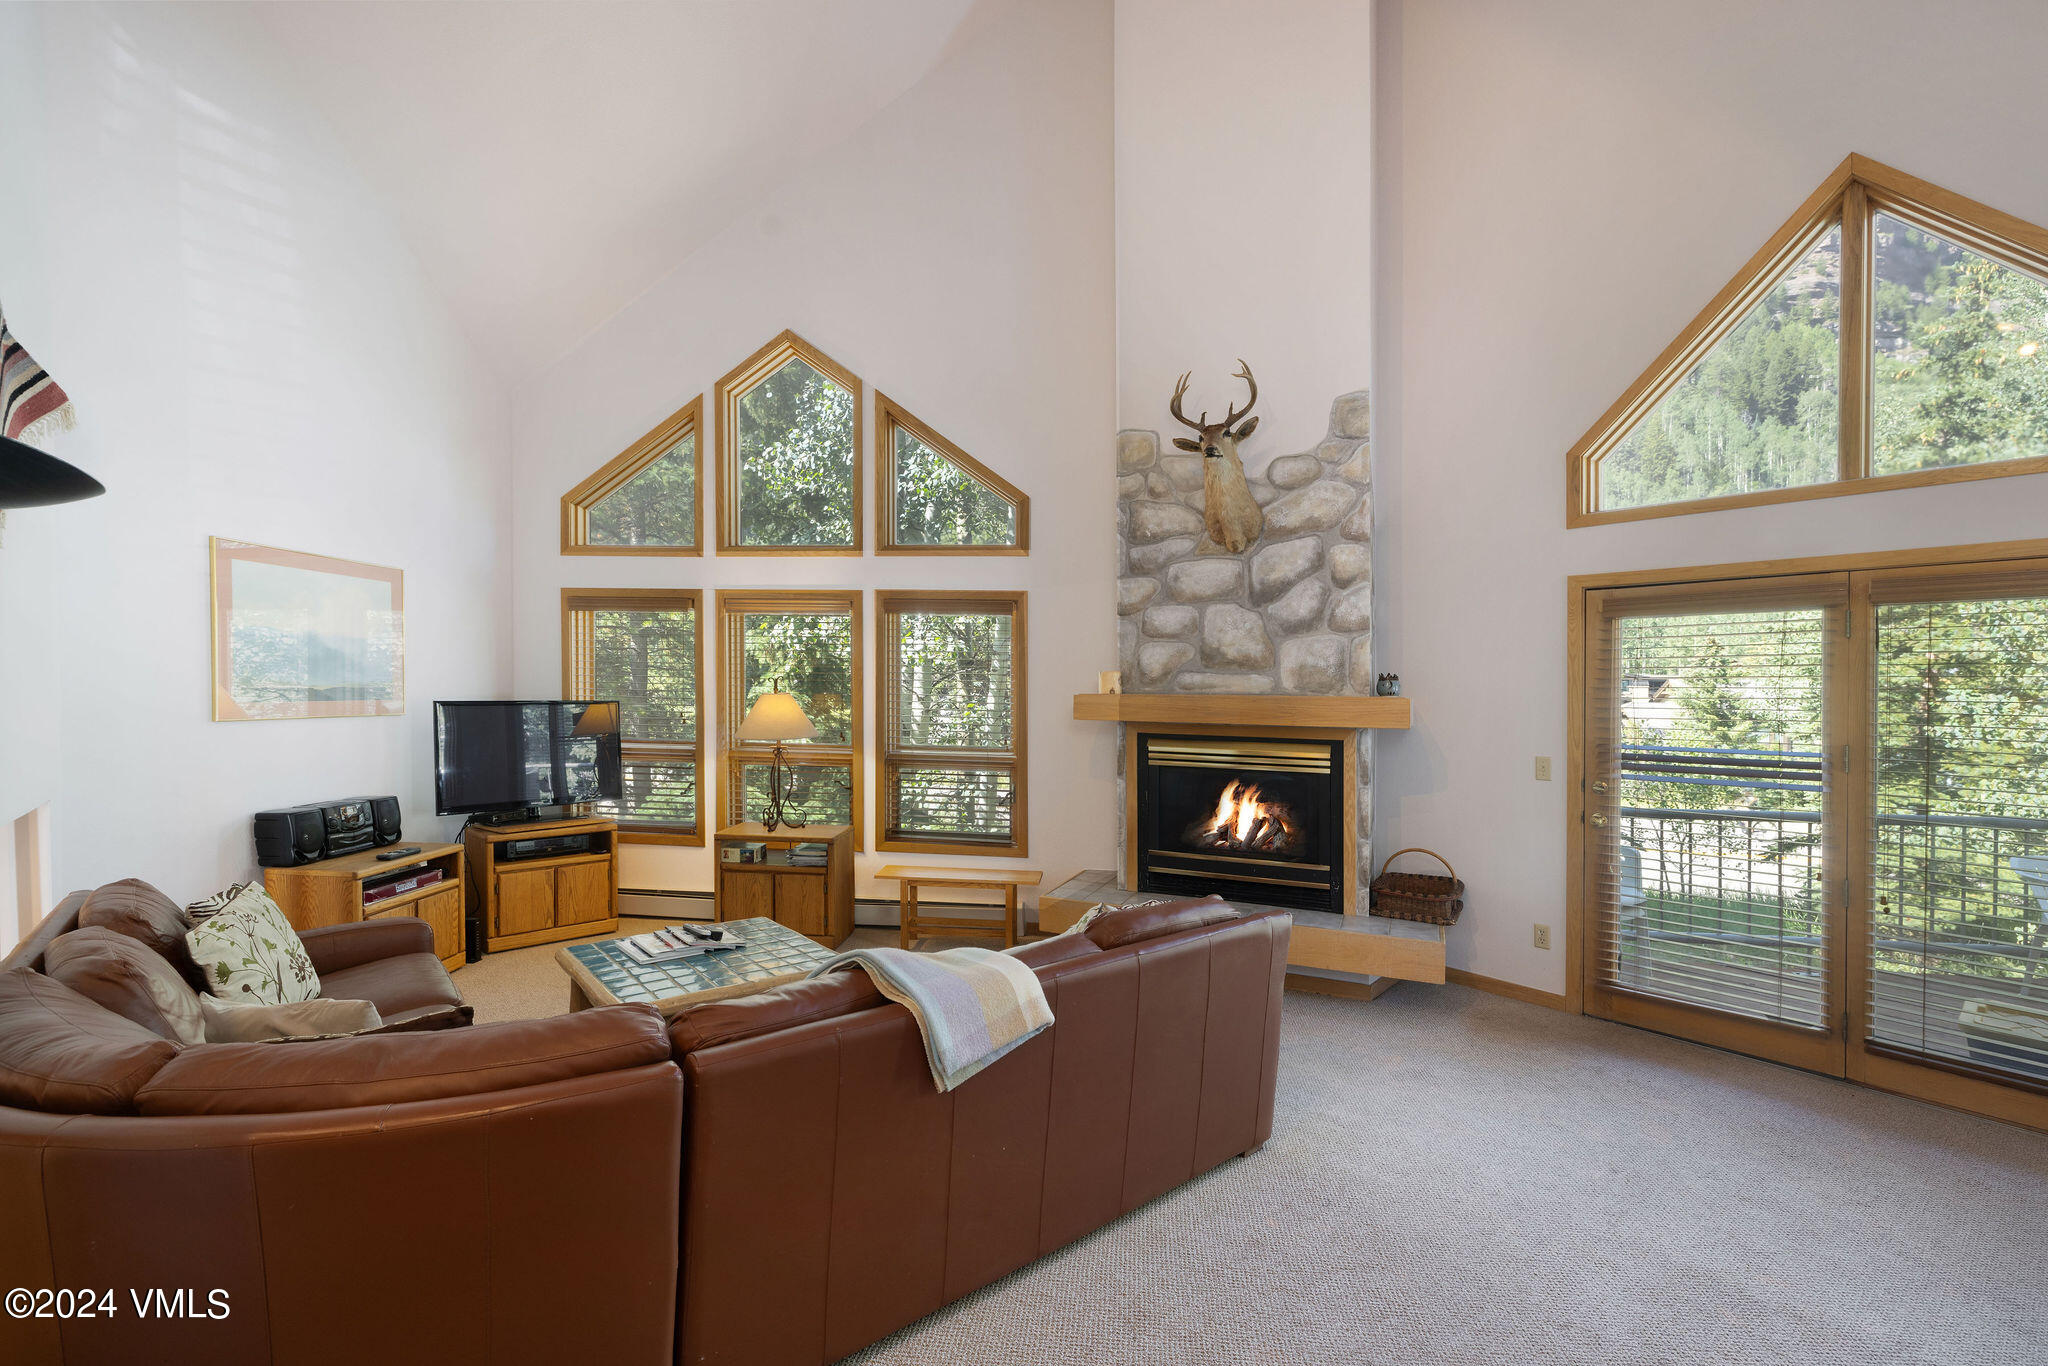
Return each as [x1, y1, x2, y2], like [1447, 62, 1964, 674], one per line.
[1072, 692, 1410, 729]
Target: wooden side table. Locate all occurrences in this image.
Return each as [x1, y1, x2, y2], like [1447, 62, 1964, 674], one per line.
[713, 824, 854, 948]
[264, 842, 467, 971]
[874, 865, 1042, 949]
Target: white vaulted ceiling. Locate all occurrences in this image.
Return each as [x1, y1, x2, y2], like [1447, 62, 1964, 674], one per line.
[214, 0, 985, 378]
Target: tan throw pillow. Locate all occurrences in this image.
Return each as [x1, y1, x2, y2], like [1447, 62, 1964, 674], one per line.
[44, 927, 207, 1045]
[199, 995, 382, 1043]
[184, 885, 320, 1005]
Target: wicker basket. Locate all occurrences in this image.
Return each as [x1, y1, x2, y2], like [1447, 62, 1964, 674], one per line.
[1369, 847, 1464, 925]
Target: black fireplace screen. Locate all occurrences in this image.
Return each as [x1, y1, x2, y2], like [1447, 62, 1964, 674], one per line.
[1137, 734, 1343, 912]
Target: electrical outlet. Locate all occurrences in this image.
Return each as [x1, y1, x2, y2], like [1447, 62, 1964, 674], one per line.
[1534, 756, 1553, 781]
[1533, 923, 1552, 950]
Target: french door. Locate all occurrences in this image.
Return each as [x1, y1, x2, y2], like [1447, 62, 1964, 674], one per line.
[1580, 556, 2048, 1129]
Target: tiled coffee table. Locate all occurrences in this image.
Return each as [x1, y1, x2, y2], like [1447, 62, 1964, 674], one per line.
[555, 917, 836, 1018]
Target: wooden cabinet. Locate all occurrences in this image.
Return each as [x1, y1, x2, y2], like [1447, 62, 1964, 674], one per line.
[264, 842, 467, 971]
[712, 823, 854, 948]
[465, 816, 619, 954]
[556, 859, 614, 927]
[496, 866, 559, 938]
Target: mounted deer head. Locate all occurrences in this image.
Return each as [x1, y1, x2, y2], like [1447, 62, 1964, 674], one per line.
[1170, 360, 1265, 554]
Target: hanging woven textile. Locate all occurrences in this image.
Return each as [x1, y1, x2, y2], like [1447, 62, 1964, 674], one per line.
[1, 309, 76, 444]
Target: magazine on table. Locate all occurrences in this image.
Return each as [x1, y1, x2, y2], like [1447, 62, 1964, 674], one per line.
[618, 925, 747, 966]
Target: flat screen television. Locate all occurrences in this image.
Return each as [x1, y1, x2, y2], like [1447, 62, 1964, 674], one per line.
[434, 700, 622, 818]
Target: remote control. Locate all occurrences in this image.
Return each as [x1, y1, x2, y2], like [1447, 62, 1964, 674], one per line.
[375, 847, 422, 861]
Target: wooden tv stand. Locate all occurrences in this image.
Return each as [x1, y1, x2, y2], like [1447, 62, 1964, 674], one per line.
[264, 842, 467, 971]
[465, 815, 619, 954]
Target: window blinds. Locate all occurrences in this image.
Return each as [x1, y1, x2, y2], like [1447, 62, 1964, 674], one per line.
[881, 596, 1022, 849]
[1590, 599, 1835, 1029]
[1868, 586, 2048, 1085]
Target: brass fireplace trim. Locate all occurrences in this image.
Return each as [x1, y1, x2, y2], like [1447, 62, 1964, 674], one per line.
[1146, 847, 1333, 872]
[1123, 721, 1359, 913]
[1142, 739, 1335, 774]
[1145, 865, 1331, 890]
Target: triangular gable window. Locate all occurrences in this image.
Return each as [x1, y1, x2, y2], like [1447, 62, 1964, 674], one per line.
[876, 394, 1029, 554]
[1571, 156, 2048, 525]
[561, 397, 701, 554]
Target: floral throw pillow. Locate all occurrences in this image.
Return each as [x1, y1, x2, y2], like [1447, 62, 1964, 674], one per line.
[184, 885, 320, 1004]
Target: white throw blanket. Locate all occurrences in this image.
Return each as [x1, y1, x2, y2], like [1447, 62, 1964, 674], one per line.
[808, 946, 1052, 1092]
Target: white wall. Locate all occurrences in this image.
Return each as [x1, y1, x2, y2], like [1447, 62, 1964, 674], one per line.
[1374, 0, 2048, 996]
[1115, 0, 1374, 461]
[509, 0, 1117, 906]
[0, 3, 509, 921]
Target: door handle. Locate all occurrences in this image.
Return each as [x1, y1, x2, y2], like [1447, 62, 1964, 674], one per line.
[1588, 813, 1609, 827]
[1590, 780, 1609, 793]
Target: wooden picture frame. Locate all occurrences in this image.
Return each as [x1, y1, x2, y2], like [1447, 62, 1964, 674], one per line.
[209, 537, 403, 721]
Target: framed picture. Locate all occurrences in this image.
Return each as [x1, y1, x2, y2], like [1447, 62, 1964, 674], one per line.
[210, 537, 404, 721]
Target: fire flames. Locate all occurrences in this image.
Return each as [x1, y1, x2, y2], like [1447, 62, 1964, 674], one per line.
[1187, 780, 1299, 855]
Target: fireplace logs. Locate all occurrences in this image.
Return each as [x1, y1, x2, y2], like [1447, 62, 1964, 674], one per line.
[1186, 779, 1302, 856]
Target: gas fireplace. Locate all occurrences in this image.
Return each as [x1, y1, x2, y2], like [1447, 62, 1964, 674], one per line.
[1135, 734, 1344, 912]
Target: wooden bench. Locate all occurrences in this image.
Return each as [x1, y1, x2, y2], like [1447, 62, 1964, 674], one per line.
[873, 865, 1043, 949]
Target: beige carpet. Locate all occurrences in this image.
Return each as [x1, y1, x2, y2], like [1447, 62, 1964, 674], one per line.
[455, 933, 2048, 1365]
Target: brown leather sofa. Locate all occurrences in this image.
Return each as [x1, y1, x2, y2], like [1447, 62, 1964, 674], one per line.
[666, 897, 1289, 1365]
[0, 880, 683, 1366]
[0, 883, 1286, 1366]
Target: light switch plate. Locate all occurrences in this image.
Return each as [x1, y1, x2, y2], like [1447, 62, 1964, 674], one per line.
[1534, 756, 1553, 781]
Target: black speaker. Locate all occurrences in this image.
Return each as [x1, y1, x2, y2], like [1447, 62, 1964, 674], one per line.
[369, 796, 402, 845]
[254, 808, 327, 868]
[252, 795, 402, 867]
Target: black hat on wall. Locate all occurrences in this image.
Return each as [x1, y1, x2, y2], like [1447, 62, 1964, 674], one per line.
[0, 434, 103, 508]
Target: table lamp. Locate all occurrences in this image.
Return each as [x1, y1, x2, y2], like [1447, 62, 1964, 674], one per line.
[736, 684, 819, 831]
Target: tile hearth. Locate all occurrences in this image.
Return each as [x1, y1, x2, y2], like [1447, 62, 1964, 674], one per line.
[1039, 870, 1446, 986]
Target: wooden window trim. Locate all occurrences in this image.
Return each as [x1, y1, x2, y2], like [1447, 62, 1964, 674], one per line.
[714, 331, 865, 556]
[716, 588, 865, 846]
[560, 396, 704, 556]
[874, 393, 1030, 556]
[560, 588, 706, 846]
[1565, 535, 2048, 1134]
[876, 589, 1028, 857]
[1568, 154, 2048, 527]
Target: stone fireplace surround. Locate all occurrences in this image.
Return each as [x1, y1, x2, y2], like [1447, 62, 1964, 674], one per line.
[1114, 391, 1375, 910]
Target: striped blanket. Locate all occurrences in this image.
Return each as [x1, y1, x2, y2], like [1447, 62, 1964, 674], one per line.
[808, 946, 1052, 1092]
[1, 312, 75, 445]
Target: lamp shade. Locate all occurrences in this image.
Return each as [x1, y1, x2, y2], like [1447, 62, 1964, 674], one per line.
[0, 435, 103, 509]
[736, 691, 818, 742]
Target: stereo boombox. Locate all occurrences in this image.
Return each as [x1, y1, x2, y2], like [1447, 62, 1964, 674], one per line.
[254, 796, 402, 867]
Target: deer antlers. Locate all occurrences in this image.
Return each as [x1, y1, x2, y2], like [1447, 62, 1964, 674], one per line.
[1169, 361, 1259, 436]
[1222, 359, 1257, 432]
[1169, 372, 1207, 432]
